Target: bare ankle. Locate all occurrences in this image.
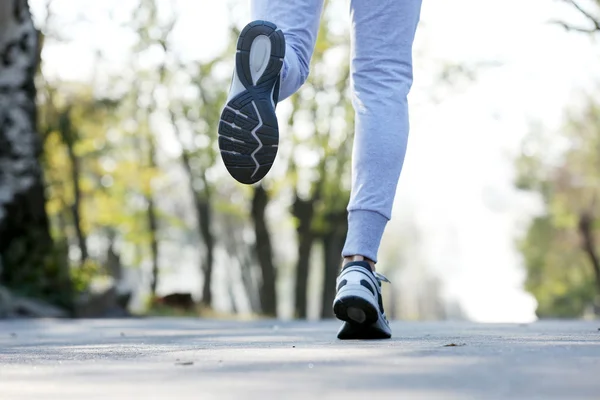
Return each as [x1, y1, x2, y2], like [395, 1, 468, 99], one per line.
[343, 255, 375, 271]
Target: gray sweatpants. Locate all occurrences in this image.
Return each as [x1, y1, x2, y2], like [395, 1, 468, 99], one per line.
[252, 0, 422, 262]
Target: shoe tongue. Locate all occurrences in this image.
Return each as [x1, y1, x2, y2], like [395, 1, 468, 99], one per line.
[342, 261, 373, 274]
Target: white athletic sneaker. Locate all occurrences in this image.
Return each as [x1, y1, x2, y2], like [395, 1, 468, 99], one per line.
[218, 20, 285, 185]
[333, 261, 392, 339]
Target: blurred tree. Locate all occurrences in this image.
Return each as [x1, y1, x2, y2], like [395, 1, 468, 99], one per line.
[170, 25, 279, 314]
[169, 59, 223, 308]
[251, 184, 278, 316]
[40, 81, 123, 291]
[56, 107, 87, 267]
[552, 0, 600, 34]
[221, 211, 262, 314]
[516, 97, 600, 317]
[517, 0, 600, 317]
[129, 0, 171, 298]
[38, 0, 169, 310]
[0, 0, 72, 308]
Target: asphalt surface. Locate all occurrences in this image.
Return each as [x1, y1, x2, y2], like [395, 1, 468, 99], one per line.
[0, 318, 599, 399]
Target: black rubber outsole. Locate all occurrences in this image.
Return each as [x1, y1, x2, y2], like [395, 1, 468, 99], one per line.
[218, 20, 285, 185]
[337, 321, 392, 340]
[333, 295, 379, 325]
[334, 295, 391, 340]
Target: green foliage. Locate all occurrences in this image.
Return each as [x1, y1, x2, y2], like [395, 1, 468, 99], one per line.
[516, 93, 600, 318]
[38, 1, 174, 298]
[70, 259, 105, 294]
[519, 216, 596, 317]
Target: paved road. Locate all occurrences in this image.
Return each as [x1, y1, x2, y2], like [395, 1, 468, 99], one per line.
[0, 319, 599, 399]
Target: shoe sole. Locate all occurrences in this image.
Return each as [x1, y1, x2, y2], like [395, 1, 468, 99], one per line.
[218, 20, 285, 185]
[333, 295, 379, 326]
[333, 286, 391, 340]
[336, 318, 392, 340]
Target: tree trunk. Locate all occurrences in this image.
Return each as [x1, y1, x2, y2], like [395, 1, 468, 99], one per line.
[320, 210, 347, 319]
[105, 230, 122, 281]
[578, 211, 600, 295]
[0, 0, 71, 308]
[170, 111, 214, 308]
[67, 144, 87, 264]
[251, 184, 277, 316]
[146, 138, 160, 297]
[238, 252, 261, 314]
[222, 216, 261, 314]
[293, 197, 316, 319]
[59, 110, 88, 266]
[198, 195, 214, 307]
[147, 195, 159, 296]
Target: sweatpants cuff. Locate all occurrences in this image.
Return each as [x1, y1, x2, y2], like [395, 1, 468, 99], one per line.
[342, 209, 389, 263]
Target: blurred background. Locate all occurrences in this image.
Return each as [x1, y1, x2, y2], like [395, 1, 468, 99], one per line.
[1, 0, 599, 323]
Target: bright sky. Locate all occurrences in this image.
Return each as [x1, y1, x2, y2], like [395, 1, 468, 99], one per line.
[30, 0, 600, 323]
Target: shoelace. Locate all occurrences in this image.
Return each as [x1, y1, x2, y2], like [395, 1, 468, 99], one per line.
[374, 272, 391, 323]
[374, 271, 391, 284]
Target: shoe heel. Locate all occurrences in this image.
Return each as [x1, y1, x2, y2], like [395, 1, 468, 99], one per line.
[333, 286, 379, 326]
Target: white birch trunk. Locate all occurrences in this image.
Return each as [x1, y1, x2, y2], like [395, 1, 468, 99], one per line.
[0, 0, 59, 301]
